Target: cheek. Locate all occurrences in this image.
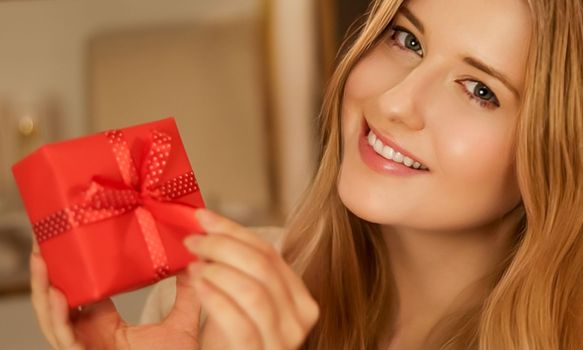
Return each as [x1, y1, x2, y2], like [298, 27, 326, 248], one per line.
[343, 49, 403, 103]
[342, 52, 403, 139]
[436, 120, 520, 212]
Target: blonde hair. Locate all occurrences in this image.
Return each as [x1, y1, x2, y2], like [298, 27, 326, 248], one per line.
[280, 0, 583, 349]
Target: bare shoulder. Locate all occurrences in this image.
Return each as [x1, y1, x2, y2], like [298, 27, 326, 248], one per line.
[138, 225, 286, 325]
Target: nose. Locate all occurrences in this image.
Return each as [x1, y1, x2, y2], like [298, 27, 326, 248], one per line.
[377, 65, 431, 131]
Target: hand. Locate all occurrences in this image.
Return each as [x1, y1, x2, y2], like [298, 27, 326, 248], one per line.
[30, 239, 205, 350]
[183, 209, 320, 350]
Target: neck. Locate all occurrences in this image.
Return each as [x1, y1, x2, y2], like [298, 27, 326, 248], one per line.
[379, 204, 524, 346]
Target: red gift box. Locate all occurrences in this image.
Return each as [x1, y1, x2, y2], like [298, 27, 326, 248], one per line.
[12, 117, 206, 308]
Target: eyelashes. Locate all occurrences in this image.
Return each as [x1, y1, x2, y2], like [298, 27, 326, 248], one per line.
[457, 80, 501, 109]
[385, 24, 501, 110]
[387, 25, 423, 56]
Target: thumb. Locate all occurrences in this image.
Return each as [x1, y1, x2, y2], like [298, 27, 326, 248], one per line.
[70, 298, 125, 346]
[71, 298, 122, 326]
[164, 265, 203, 334]
[48, 289, 123, 350]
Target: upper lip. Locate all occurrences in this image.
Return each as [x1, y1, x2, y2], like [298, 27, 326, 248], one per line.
[365, 120, 429, 169]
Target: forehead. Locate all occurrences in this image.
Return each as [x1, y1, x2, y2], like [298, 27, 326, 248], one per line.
[401, 0, 532, 91]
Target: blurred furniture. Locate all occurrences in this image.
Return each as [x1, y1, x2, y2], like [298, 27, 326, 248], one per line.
[0, 98, 62, 298]
[0, 212, 31, 296]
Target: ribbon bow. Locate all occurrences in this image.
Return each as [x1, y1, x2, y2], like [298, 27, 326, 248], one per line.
[32, 128, 201, 279]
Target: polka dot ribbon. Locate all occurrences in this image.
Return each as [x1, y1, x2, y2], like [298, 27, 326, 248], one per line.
[32, 128, 199, 280]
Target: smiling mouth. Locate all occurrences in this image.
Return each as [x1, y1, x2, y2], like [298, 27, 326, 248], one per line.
[360, 117, 430, 171]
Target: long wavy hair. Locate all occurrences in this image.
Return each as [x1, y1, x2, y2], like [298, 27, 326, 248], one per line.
[280, 0, 583, 348]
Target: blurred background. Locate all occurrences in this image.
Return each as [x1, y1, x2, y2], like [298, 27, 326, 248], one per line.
[0, 0, 369, 348]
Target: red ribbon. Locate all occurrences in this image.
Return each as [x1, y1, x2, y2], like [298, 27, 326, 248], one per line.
[32, 128, 200, 279]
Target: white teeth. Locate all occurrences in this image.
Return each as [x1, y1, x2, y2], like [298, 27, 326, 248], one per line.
[368, 131, 376, 145]
[393, 152, 404, 163]
[403, 156, 414, 167]
[366, 129, 426, 170]
[373, 139, 384, 153]
[381, 145, 394, 159]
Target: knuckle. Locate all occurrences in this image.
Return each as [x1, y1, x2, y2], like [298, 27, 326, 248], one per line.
[305, 299, 320, 327]
[282, 321, 306, 349]
[256, 239, 276, 255]
[251, 254, 273, 278]
[235, 323, 262, 348]
[263, 246, 280, 263]
[243, 285, 271, 313]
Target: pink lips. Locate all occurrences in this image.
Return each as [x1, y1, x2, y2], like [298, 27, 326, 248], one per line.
[365, 123, 426, 168]
[358, 119, 430, 176]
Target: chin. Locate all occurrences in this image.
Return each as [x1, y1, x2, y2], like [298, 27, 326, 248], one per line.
[337, 176, 395, 225]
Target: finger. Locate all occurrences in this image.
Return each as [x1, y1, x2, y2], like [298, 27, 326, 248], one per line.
[30, 250, 122, 350]
[69, 298, 123, 348]
[29, 251, 59, 349]
[186, 211, 291, 308]
[193, 275, 263, 350]
[73, 298, 122, 327]
[32, 239, 40, 254]
[48, 287, 83, 350]
[194, 209, 274, 254]
[192, 209, 319, 329]
[164, 267, 203, 333]
[185, 234, 305, 347]
[266, 259, 320, 332]
[196, 261, 303, 350]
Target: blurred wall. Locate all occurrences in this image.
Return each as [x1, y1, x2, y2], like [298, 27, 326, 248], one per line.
[0, 0, 261, 138]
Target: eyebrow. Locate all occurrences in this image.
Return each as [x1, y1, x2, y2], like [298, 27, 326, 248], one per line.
[400, 7, 425, 35]
[462, 57, 520, 100]
[398, 6, 521, 100]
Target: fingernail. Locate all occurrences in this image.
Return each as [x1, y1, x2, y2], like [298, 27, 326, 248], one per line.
[195, 208, 216, 227]
[184, 235, 203, 250]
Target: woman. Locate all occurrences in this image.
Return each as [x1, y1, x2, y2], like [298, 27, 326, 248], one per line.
[30, 0, 583, 348]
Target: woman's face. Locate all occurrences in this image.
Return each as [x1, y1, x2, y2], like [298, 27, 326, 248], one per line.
[338, 0, 531, 232]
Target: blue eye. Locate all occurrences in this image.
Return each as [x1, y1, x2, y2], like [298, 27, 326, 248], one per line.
[387, 25, 423, 57]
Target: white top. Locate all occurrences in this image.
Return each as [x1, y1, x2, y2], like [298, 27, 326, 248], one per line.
[138, 226, 286, 328]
